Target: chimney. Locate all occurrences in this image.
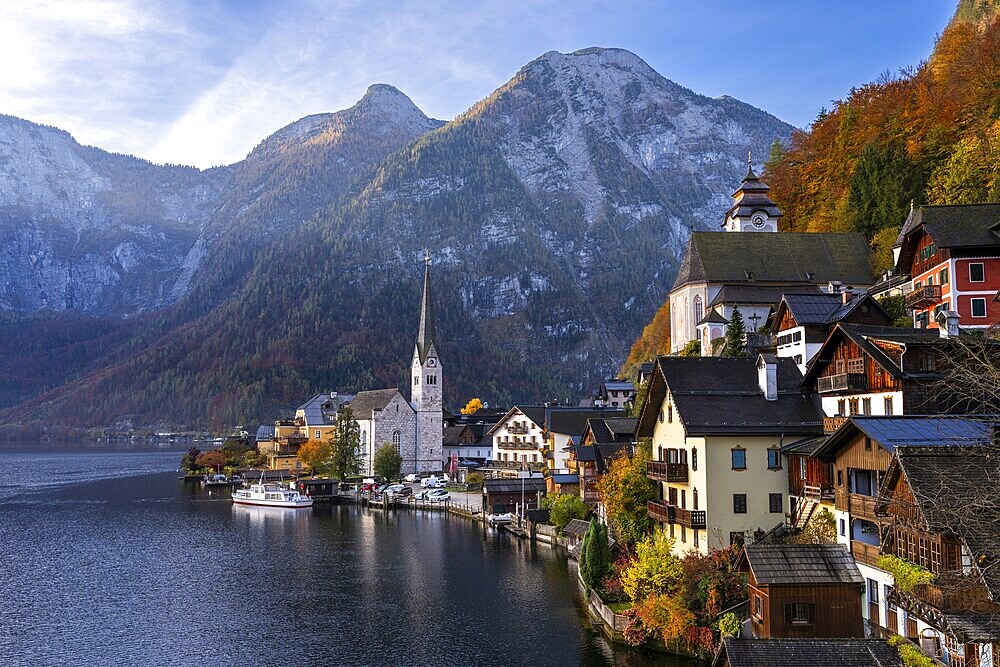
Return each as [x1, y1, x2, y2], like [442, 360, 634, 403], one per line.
[936, 310, 960, 338]
[842, 290, 855, 305]
[757, 354, 778, 401]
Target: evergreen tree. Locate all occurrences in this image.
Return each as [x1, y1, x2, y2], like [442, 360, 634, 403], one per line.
[846, 140, 924, 239]
[723, 308, 747, 357]
[329, 406, 362, 480]
[373, 443, 403, 481]
[580, 518, 612, 592]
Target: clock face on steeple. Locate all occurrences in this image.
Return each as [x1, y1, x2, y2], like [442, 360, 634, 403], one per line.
[750, 213, 767, 229]
[427, 358, 436, 367]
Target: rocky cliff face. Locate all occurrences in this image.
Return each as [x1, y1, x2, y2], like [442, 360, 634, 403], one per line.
[0, 49, 793, 428]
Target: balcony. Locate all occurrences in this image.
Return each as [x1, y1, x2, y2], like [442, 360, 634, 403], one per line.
[801, 483, 835, 501]
[647, 500, 706, 529]
[646, 460, 689, 483]
[583, 490, 600, 503]
[497, 439, 537, 450]
[850, 540, 882, 568]
[849, 492, 879, 519]
[816, 373, 868, 394]
[507, 424, 529, 434]
[824, 416, 848, 433]
[905, 284, 942, 310]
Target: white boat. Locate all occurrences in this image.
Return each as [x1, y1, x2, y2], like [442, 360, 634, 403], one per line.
[232, 479, 313, 508]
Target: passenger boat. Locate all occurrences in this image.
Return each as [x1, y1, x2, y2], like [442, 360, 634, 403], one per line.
[232, 478, 313, 508]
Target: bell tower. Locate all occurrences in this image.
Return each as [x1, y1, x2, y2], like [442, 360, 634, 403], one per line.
[411, 250, 442, 472]
[722, 153, 782, 232]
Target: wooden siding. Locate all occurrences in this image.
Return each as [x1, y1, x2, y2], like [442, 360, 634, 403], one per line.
[748, 572, 864, 638]
[817, 338, 901, 394]
[779, 309, 798, 331]
[832, 433, 893, 511]
[787, 454, 833, 498]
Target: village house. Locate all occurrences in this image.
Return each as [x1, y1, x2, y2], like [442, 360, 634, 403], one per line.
[442, 423, 493, 470]
[893, 202, 1000, 330]
[566, 417, 636, 513]
[490, 406, 546, 469]
[809, 415, 994, 639]
[637, 355, 825, 556]
[594, 378, 635, 409]
[542, 408, 625, 474]
[740, 543, 865, 639]
[482, 477, 547, 515]
[670, 163, 873, 354]
[800, 322, 959, 423]
[770, 291, 892, 373]
[875, 443, 1000, 666]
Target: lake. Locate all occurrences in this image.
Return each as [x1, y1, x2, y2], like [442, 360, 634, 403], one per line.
[0, 445, 693, 666]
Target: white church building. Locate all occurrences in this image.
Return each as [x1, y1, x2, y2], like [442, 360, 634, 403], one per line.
[350, 254, 443, 475]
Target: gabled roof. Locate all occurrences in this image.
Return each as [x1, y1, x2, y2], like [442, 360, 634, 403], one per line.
[442, 425, 470, 446]
[709, 284, 821, 309]
[895, 202, 1000, 250]
[672, 232, 873, 291]
[564, 519, 591, 536]
[548, 409, 626, 440]
[741, 543, 863, 586]
[772, 292, 890, 334]
[348, 388, 404, 417]
[548, 473, 579, 485]
[698, 309, 730, 326]
[296, 392, 350, 426]
[486, 405, 546, 435]
[594, 441, 634, 473]
[877, 444, 1000, 610]
[483, 478, 547, 494]
[636, 356, 824, 437]
[255, 424, 275, 442]
[713, 638, 901, 667]
[801, 323, 942, 385]
[813, 415, 994, 459]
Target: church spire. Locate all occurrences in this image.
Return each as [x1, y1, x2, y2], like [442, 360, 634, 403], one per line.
[416, 250, 436, 364]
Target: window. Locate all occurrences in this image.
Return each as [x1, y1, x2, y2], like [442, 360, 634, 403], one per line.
[693, 488, 699, 510]
[693, 529, 699, 548]
[680, 525, 686, 543]
[733, 494, 747, 514]
[692, 447, 698, 471]
[972, 297, 987, 318]
[939, 267, 949, 285]
[848, 398, 860, 415]
[668, 404, 673, 423]
[847, 358, 864, 374]
[658, 409, 664, 423]
[785, 603, 815, 625]
[970, 262, 985, 282]
[315, 430, 321, 439]
[414, 375, 419, 386]
[753, 594, 763, 619]
[837, 469, 843, 486]
[864, 437, 872, 452]
[868, 578, 880, 604]
[693, 295, 703, 324]
[793, 354, 803, 365]
[837, 399, 846, 416]
[840, 518, 846, 536]
[681, 489, 686, 509]
[767, 447, 781, 470]
[669, 524, 675, 539]
[769, 493, 782, 513]
[799, 457, 807, 480]
[862, 398, 871, 415]
[731, 447, 746, 470]
[926, 275, 934, 286]
[427, 374, 437, 385]
[392, 430, 401, 454]
[884, 396, 894, 416]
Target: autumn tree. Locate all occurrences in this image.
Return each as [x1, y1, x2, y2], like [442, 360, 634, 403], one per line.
[373, 443, 403, 481]
[195, 449, 228, 471]
[620, 530, 683, 602]
[460, 397, 484, 415]
[723, 308, 746, 357]
[297, 438, 333, 475]
[621, 300, 670, 378]
[598, 440, 654, 546]
[329, 406, 362, 480]
[180, 447, 201, 473]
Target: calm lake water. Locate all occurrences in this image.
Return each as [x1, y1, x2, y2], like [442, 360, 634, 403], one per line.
[0, 445, 693, 666]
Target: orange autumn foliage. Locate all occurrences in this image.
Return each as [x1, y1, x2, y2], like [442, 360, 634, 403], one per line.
[621, 300, 670, 378]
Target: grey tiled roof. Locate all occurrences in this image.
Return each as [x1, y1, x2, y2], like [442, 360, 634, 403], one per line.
[742, 543, 863, 586]
[348, 389, 403, 417]
[564, 519, 590, 536]
[483, 478, 547, 494]
[895, 202, 1000, 250]
[714, 638, 901, 667]
[709, 284, 822, 308]
[672, 232, 873, 291]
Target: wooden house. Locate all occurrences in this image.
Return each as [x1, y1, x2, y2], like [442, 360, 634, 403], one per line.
[811, 416, 994, 638]
[567, 417, 636, 508]
[482, 477, 547, 515]
[875, 444, 1000, 666]
[740, 543, 864, 639]
[781, 435, 833, 530]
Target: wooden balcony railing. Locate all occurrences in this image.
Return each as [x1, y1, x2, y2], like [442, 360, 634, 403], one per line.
[850, 540, 882, 568]
[647, 460, 688, 483]
[507, 424, 529, 434]
[905, 284, 943, 310]
[583, 490, 600, 502]
[646, 500, 706, 529]
[824, 416, 848, 432]
[801, 483, 835, 501]
[497, 440, 537, 450]
[817, 373, 868, 394]
[849, 492, 879, 519]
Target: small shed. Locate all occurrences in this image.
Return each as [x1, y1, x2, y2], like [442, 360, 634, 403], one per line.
[482, 477, 547, 514]
[739, 543, 864, 639]
[564, 518, 591, 559]
[296, 478, 339, 503]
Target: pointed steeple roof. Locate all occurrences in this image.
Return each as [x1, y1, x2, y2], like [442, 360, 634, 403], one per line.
[415, 250, 437, 364]
[724, 152, 783, 221]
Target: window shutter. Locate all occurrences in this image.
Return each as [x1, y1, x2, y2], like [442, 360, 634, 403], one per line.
[783, 604, 792, 624]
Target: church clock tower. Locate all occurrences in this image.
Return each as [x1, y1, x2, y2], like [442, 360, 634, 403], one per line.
[411, 251, 443, 473]
[722, 154, 782, 232]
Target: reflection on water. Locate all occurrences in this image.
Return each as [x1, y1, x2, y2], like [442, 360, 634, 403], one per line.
[0, 446, 695, 666]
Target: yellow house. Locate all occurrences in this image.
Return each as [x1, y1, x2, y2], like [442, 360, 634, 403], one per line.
[260, 393, 350, 471]
[637, 355, 825, 556]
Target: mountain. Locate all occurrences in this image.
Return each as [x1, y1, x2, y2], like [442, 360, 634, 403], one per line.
[0, 49, 793, 432]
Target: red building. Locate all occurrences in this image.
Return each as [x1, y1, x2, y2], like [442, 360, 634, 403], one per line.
[893, 203, 1000, 329]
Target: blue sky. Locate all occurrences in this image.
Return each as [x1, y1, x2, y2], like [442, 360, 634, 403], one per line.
[0, 0, 956, 169]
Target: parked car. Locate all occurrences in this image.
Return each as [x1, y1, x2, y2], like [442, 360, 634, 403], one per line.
[385, 484, 413, 497]
[426, 490, 451, 502]
[415, 490, 430, 500]
[403, 473, 421, 483]
[487, 512, 513, 525]
[360, 480, 378, 492]
[420, 476, 443, 488]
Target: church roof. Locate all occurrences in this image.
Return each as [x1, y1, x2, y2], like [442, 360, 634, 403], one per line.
[708, 284, 822, 308]
[348, 389, 404, 417]
[415, 255, 437, 364]
[723, 163, 784, 221]
[672, 232, 873, 291]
